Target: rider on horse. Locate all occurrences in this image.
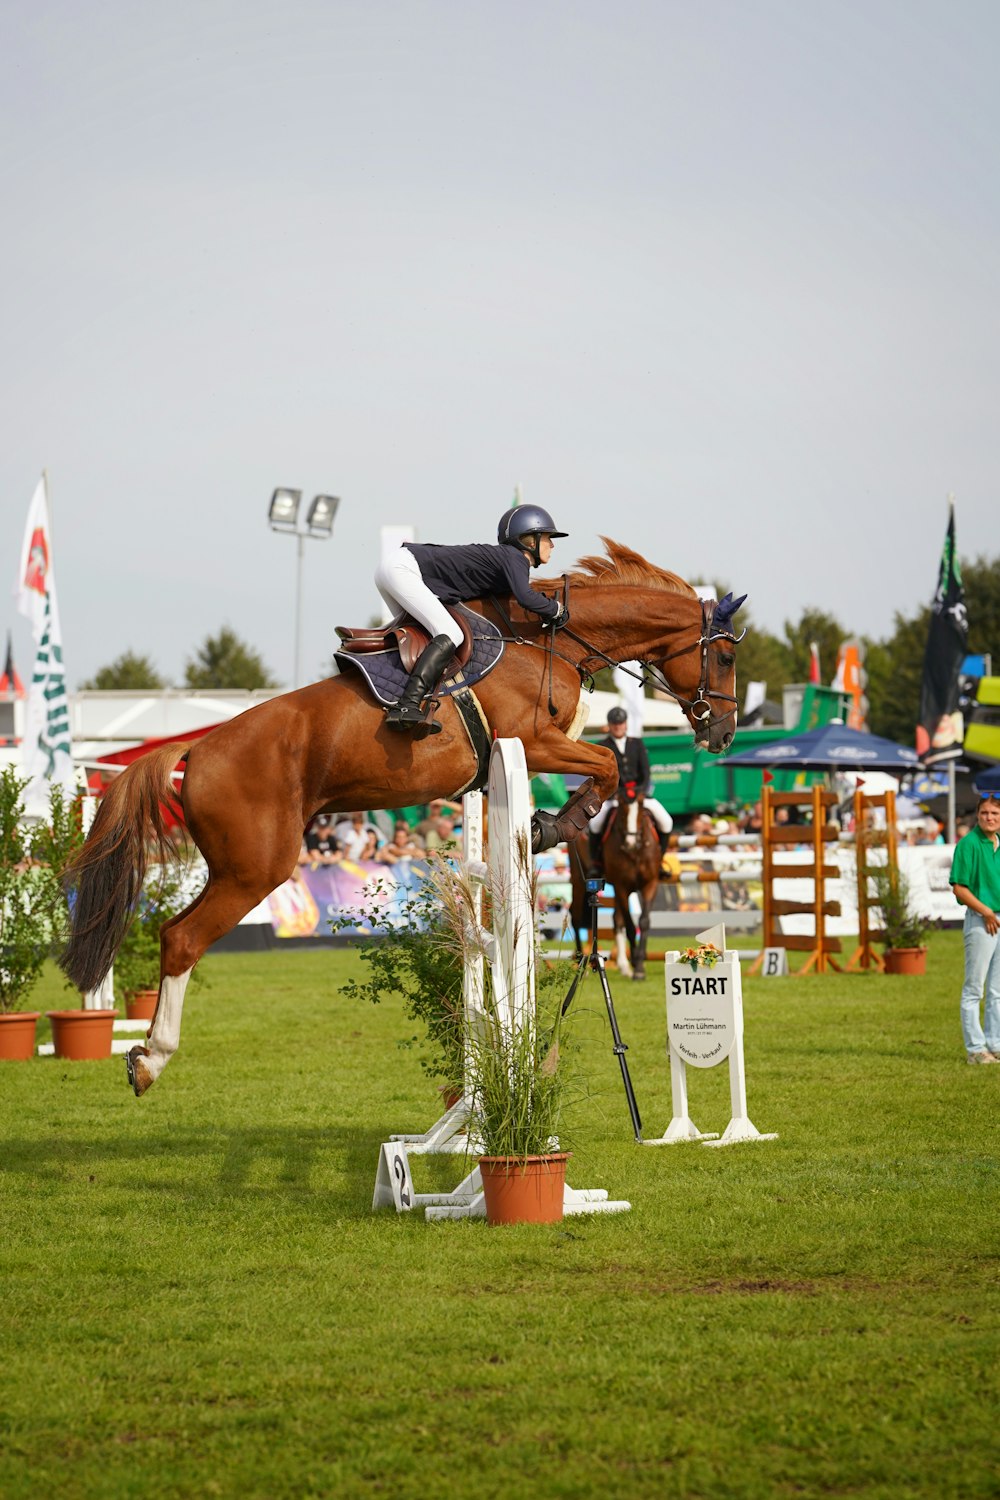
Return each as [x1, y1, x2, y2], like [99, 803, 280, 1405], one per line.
[587, 706, 674, 876]
[375, 504, 571, 733]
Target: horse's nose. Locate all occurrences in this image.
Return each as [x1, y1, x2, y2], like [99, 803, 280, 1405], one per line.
[721, 729, 734, 751]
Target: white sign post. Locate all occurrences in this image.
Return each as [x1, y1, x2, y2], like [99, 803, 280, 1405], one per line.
[645, 926, 777, 1147]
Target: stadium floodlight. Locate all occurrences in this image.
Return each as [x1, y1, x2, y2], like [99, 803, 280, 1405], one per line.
[266, 489, 340, 689]
[268, 487, 302, 531]
[306, 494, 340, 537]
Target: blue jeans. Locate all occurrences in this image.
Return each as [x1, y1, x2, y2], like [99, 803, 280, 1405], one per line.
[960, 910, 1000, 1054]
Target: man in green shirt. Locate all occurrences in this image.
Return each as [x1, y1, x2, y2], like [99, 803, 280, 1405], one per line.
[949, 794, 1000, 1063]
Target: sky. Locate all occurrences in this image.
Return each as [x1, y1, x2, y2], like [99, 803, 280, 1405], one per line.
[3, 0, 1000, 692]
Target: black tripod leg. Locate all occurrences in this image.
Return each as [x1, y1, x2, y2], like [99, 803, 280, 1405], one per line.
[560, 948, 590, 1019]
[592, 950, 644, 1143]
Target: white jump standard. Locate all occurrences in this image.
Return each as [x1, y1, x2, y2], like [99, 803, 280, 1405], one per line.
[373, 736, 630, 1219]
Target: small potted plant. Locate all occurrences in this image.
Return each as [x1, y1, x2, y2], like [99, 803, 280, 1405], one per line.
[869, 863, 932, 975]
[114, 871, 193, 1020]
[336, 878, 468, 1106]
[0, 766, 47, 1059]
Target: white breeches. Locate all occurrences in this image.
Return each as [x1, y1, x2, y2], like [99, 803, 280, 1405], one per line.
[374, 546, 465, 648]
[590, 797, 673, 835]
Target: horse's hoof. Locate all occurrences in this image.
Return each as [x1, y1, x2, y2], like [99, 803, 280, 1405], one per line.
[531, 810, 560, 854]
[125, 1046, 153, 1098]
[633, 970, 647, 982]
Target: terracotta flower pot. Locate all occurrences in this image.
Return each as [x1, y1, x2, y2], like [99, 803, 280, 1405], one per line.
[883, 947, 927, 976]
[126, 989, 159, 1022]
[0, 1012, 41, 1061]
[478, 1153, 570, 1225]
[46, 1010, 118, 1060]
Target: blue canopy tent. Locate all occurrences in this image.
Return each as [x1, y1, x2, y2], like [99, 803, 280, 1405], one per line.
[972, 765, 1000, 795]
[721, 723, 921, 773]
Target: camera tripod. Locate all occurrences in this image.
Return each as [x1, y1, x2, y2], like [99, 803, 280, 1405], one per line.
[561, 878, 643, 1143]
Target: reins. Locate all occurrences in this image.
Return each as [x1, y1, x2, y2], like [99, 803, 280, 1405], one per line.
[485, 588, 744, 729]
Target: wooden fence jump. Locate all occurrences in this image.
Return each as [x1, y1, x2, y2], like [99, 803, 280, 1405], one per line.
[845, 786, 898, 972]
[749, 783, 842, 975]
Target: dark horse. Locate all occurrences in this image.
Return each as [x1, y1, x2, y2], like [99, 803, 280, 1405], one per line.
[569, 785, 663, 981]
[61, 540, 743, 1095]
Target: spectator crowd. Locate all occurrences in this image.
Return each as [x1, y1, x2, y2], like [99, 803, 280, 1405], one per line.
[297, 798, 462, 869]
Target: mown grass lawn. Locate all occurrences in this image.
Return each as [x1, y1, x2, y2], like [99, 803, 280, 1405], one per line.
[2, 931, 998, 1499]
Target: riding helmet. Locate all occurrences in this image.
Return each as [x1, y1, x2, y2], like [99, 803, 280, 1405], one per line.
[607, 707, 628, 725]
[497, 505, 568, 547]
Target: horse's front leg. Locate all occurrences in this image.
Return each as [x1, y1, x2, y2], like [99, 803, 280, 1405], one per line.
[633, 888, 654, 982]
[524, 735, 620, 853]
[613, 903, 634, 979]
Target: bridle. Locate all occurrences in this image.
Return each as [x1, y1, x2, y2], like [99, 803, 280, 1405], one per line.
[486, 589, 745, 732]
[560, 597, 745, 732]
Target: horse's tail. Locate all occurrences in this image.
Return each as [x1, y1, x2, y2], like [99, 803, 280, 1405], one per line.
[60, 743, 190, 994]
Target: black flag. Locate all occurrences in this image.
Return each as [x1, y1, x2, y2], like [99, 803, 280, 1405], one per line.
[916, 503, 967, 759]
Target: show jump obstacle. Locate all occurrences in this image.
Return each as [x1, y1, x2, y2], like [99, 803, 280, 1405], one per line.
[846, 784, 898, 972]
[749, 783, 843, 975]
[373, 737, 630, 1220]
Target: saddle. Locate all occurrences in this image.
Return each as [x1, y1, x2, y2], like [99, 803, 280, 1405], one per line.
[335, 607, 474, 676]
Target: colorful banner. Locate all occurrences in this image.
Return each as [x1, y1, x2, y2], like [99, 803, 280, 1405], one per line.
[267, 857, 432, 938]
[832, 638, 868, 731]
[917, 503, 967, 759]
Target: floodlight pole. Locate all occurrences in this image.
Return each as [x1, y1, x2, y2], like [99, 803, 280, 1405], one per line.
[294, 531, 305, 692]
[268, 491, 339, 690]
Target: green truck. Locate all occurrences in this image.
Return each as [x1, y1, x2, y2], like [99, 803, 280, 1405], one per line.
[532, 683, 850, 817]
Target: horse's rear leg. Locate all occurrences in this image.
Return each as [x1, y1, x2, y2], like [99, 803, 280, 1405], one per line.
[126, 877, 271, 1097]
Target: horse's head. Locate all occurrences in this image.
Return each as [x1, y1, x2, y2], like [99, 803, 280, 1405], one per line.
[653, 591, 746, 753]
[559, 541, 746, 754]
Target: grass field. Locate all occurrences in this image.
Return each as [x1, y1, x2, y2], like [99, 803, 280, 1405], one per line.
[2, 931, 998, 1499]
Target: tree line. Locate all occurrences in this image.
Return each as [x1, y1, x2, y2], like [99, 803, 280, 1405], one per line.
[80, 627, 278, 692]
[79, 554, 1000, 744]
[731, 554, 1000, 744]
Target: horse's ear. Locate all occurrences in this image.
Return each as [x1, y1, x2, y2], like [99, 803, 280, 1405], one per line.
[715, 592, 747, 628]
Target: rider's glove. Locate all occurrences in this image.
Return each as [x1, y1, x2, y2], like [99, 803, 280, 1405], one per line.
[543, 604, 570, 632]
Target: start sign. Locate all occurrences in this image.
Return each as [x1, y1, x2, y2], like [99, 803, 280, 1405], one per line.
[666, 963, 737, 1069]
[645, 928, 778, 1148]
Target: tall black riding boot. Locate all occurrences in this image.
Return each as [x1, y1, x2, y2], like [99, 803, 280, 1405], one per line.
[658, 829, 671, 870]
[587, 829, 603, 879]
[384, 633, 456, 733]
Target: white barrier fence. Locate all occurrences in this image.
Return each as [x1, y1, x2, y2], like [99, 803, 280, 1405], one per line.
[373, 737, 630, 1220]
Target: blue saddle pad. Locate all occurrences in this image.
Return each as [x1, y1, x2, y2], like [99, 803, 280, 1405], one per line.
[334, 603, 505, 707]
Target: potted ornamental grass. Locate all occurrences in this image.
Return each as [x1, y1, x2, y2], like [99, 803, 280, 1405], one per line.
[426, 837, 577, 1226]
[869, 863, 932, 976]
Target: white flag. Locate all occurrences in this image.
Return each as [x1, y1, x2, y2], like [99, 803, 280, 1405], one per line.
[14, 475, 75, 816]
[16, 476, 55, 642]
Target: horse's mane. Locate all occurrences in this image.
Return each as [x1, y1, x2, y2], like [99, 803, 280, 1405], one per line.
[565, 537, 697, 598]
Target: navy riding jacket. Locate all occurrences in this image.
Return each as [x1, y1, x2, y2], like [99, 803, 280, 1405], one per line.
[600, 735, 651, 797]
[404, 541, 561, 622]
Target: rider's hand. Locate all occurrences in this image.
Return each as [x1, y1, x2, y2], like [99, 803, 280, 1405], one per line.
[543, 605, 570, 631]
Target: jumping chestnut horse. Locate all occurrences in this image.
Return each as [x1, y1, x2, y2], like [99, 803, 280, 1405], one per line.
[570, 784, 662, 981]
[62, 539, 744, 1095]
